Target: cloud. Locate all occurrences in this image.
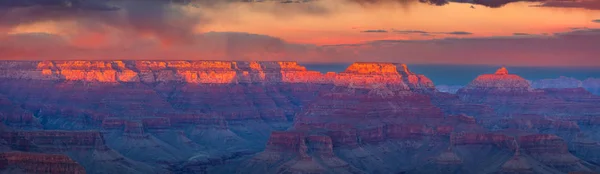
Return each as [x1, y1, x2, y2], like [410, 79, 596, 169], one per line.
[361, 29, 389, 33]
[325, 28, 600, 66]
[2, 29, 600, 67]
[345, 0, 545, 8]
[0, 0, 206, 45]
[593, 19, 600, 23]
[446, 31, 472, 35]
[513, 32, 532, 35]
[534, 0, 600, 10]
[0, 31, 324, 61]
[394, 30, 430, 34]
[0, 0, 334, 44]
[393, 30, 472, 35]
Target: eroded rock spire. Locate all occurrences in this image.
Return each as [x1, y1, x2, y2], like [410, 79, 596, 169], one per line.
[495, 66, 509, 75]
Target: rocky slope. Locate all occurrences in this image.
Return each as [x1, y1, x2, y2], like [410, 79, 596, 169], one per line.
[456, 67, 600, 117]
[0, 151, 86, 174]
[1, 61, 600, 174]
[531, 77, 600, 95]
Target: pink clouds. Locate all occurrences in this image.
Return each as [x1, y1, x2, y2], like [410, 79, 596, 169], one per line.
[1, 29, 600, 67]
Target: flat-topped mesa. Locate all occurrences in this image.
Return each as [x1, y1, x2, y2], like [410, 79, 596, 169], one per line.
[334, 62, 435, 91]
[0, 151, 86, 174]
[460, 67, 533, 92]
[0, 61, 439, 88]
[1, 60, 334, 84]
[41, 60, 136, 83]
[335, 62, 407, 90]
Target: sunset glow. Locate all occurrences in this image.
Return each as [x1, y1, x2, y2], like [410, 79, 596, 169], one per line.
[1, 0, 600, 66]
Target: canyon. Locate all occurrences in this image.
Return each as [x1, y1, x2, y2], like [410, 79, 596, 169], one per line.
[0, 61, 599, 174]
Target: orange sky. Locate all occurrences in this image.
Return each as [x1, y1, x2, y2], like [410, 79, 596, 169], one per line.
[2, 0, 600, 66]
[200, 1, 600, 45]
[7, 1, 600, 45]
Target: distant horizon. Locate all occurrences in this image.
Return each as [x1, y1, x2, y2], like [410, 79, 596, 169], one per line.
[302, 63, 600, 85]
[3, 60, 598, 86]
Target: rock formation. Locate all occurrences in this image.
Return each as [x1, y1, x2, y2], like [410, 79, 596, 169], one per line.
[0, 151, 86, 174]
[530, 77, 600, 95]
[498, 141, 535, 174]
[457, 67, 600, 117]
[1, 61, 600, 174]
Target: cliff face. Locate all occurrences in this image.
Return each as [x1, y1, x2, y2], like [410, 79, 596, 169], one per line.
[0, 95, 40, 128]
[0, 152, 86, 174]
[2, 61, 600, 174]
[0, 131, 108, 152]
[0, 61, 329, 84]
[334, 62, 434, 91]
[530, 77, 600, 95]
[456, 67, 600, 117]
[460, 67, 532, 92]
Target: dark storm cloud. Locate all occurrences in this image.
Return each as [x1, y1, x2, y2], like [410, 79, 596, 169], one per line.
[345, 0, 544, 8]
[535, 0, 600, 10]
[0, 0, 205, 44]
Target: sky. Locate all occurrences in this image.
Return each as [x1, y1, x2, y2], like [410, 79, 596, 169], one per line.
[1, 0, 600, 66]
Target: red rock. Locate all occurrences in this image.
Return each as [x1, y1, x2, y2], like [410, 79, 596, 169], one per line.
[517, 134, 568, 154]
[306, 135, 335, 157]
[386, 124, 434, 139]
[451, 132, 514, 147]
[357, 126, 386, 144]
[501, 115, 581, 132]
[543, 88, 600, 103]
[141, 117, 171, 129]
[460, 67, 532, 91]
[499, 148, 535, 174]
[101, 118, 127, 129]
[446, 114, 477, 124]
[0, 95, 39, 127]
[457, 67, 600, 117]
[158, 113, 228, 129]
[334, 62, 408, 90]
[325, 130, 359, 148]
[0, 151, 86, 174]
[124, 121, 144, 134]
[265, 131, 307, 153]
[0, 131, 108, 152]
[428, 92, 497, 119]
